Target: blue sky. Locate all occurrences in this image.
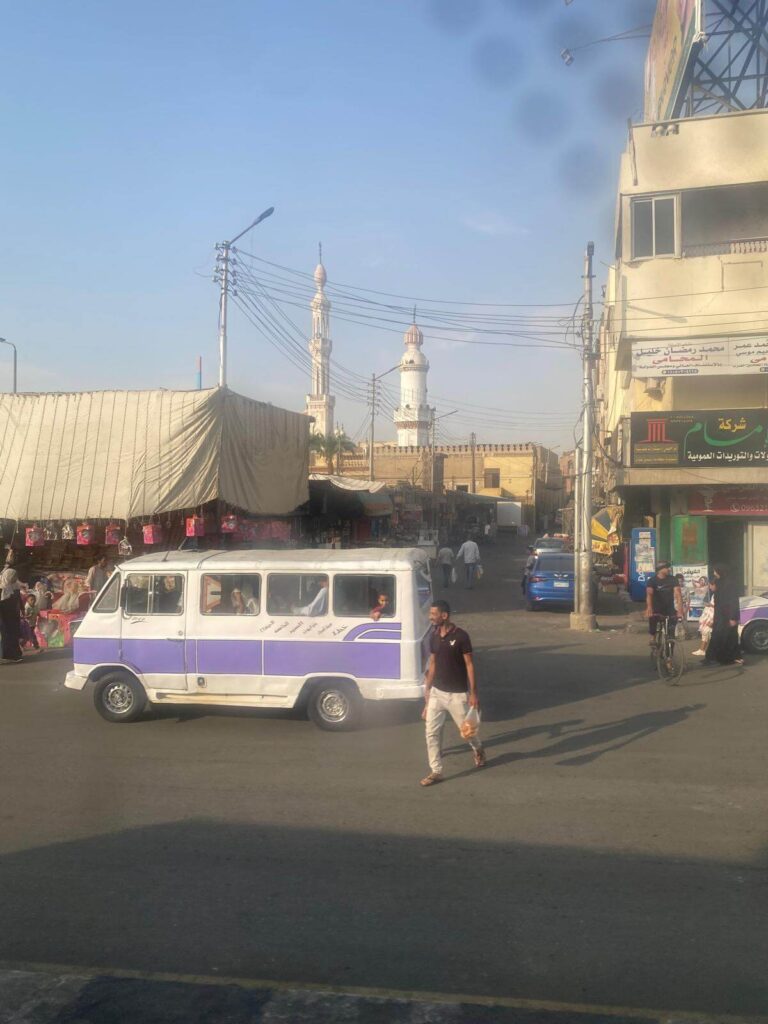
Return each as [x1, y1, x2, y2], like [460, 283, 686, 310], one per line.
[1, 0, 656, 446]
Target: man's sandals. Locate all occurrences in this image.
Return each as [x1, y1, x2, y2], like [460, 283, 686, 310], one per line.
[420, 749, 487, 786]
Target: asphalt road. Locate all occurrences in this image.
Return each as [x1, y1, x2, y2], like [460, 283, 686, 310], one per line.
[1, 537, 767, 1018]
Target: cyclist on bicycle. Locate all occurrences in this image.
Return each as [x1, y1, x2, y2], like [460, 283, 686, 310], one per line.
[645, 561, 684, 644]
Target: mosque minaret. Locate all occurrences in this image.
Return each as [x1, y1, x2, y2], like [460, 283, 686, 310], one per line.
[394, 314, 431, 446]
[305, 244, 335, 437]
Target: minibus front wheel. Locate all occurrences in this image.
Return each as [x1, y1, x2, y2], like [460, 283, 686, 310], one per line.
[307, 680, 363, 731]
[94, 671, 147, 723]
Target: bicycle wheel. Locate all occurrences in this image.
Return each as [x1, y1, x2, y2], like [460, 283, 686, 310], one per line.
[657, 637, 685, 684]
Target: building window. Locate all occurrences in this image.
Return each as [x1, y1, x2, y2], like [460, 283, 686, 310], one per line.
[456, 484, 469, 493]
[632, 196, 676, 259]
[484, 469, 500, 489]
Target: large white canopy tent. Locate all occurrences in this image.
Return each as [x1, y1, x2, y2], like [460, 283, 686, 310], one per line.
[0, 387, 310, 522]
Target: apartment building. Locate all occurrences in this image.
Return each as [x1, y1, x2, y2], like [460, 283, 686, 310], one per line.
[598, 107, 768, 594]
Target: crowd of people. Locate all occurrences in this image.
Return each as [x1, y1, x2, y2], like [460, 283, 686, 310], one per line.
[646, 561, 744, 667]
[0, 552, 113, 663]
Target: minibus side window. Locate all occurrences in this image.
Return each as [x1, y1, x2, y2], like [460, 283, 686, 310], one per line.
[122, 574, 184, 615]
[93, 573, 120, 613]
[124, 575, 151, 615]
[153, 575, 184, 615]
[333, 574, 396, 618]
[267, 574, 329, 616]
[201, 574, 261, 615]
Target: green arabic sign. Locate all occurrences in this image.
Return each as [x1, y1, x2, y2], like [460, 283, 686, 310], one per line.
[631, 410, 768, 467]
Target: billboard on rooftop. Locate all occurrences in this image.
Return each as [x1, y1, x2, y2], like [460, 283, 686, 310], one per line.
[644, 0, 703, 122]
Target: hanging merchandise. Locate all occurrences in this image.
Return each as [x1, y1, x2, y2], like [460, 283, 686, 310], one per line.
[221, 513, 239, 533]
[143, 523, 164, 545]
[61, 521, 75, 541]
[25, 525, 45, 548]
[43, 522, 59, 542]
[118, 536, 133, 558]
[186, 515, 205, 538]
[77, 522, 96, 546]
[105, 523, 122, 546]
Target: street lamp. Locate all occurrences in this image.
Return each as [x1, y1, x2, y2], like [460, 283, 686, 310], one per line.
[216, 206, 275, 388]
[0, 338, 17, 393]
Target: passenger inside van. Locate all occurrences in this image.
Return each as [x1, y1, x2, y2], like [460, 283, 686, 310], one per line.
[370, 592, 393, 620]
[295, 577, 329, 616]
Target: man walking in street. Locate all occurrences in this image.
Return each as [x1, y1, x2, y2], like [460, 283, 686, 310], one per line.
[456, 536, 480, 589]
[436, 544, 454, 587]
[420, 599, 485, 786]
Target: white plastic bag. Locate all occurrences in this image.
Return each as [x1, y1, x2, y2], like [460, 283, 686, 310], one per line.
[450, 567, 458, 584]
[460, 705, 481, 739]
[476, 564, 484, 580]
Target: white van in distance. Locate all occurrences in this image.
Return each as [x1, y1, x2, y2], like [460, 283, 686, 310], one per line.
[65, 548, 432, 730]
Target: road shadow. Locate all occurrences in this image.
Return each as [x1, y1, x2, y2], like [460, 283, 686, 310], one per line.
[0, 819, 765, 1017]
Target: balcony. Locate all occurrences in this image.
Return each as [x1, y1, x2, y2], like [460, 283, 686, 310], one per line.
[682, 236, 768, 258]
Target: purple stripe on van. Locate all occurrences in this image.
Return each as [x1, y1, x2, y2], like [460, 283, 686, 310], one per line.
[740, 606, 768, 624]
[122, 639, 185, 675]
[196, 639, 263, 675]
[73, 636, 120, 665]
[264, 640, 400, 680]
[343, 622, 402, 641]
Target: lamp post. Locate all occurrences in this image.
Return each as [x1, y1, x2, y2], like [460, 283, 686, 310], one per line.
[216, 206, 274, 388]
[0, 338, 17, 393]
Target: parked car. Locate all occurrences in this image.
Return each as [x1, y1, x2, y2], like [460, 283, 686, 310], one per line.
[533, 537, 565, 556]
[524, 552, 592, 611]
[739, 593, 768, 654]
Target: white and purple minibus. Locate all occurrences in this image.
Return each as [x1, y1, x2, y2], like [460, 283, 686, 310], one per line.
[65, 548, 432, 730]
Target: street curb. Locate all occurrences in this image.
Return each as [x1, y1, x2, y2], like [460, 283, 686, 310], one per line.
[1, 963, 766, 1024]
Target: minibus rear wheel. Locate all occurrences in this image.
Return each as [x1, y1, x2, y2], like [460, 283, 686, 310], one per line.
[307, 681, 363, 731]
[94, 671, 147, 723]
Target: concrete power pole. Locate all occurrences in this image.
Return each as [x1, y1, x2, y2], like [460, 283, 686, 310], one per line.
[368, 373, 376, 481]
[470, 432, 477, 493]
[571, 242, 597, 631]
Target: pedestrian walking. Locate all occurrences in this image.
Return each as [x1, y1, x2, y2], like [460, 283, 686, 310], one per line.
[85, 555, 110, 594]
[436, 544, 454, 588]
[0, 556, 23, 663]
[21, 593, 40, 650]
[521, 545, 536, 594]
[691, 581, 715, 658]
[456, 536, 481, 589]
[420, 599, 485, 786]
[704, 566, 743, 666]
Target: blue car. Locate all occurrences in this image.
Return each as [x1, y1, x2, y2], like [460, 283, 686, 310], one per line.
[526, 552, 577, 610]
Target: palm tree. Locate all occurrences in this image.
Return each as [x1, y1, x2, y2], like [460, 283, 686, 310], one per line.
[309, 431, 356, 474]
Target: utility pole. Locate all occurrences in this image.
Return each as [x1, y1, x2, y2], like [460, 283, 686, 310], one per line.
[571, 242, 597, 631]
[430, 409, 436, 494]
[369, 373, 376, 480]
[215, 206, 274, 389]
[572, 445, 582, 615]
[470, 432, 477, 493]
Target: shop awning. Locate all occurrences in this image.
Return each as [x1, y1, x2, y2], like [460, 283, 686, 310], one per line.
[0, 387, 310, 521]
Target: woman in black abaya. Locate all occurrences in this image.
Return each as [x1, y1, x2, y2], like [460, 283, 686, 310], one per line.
[705, 566, 744, 666]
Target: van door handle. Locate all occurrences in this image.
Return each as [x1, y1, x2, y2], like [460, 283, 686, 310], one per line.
[165, 636, 184, 642]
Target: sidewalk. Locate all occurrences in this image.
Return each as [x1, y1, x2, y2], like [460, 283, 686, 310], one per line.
[1, 963, 756, 1024]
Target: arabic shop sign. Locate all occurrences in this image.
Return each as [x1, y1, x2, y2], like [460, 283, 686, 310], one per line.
[631, 410, 768, 467]
[688, 487, 768, 516]
[632, 337, 768, 378]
